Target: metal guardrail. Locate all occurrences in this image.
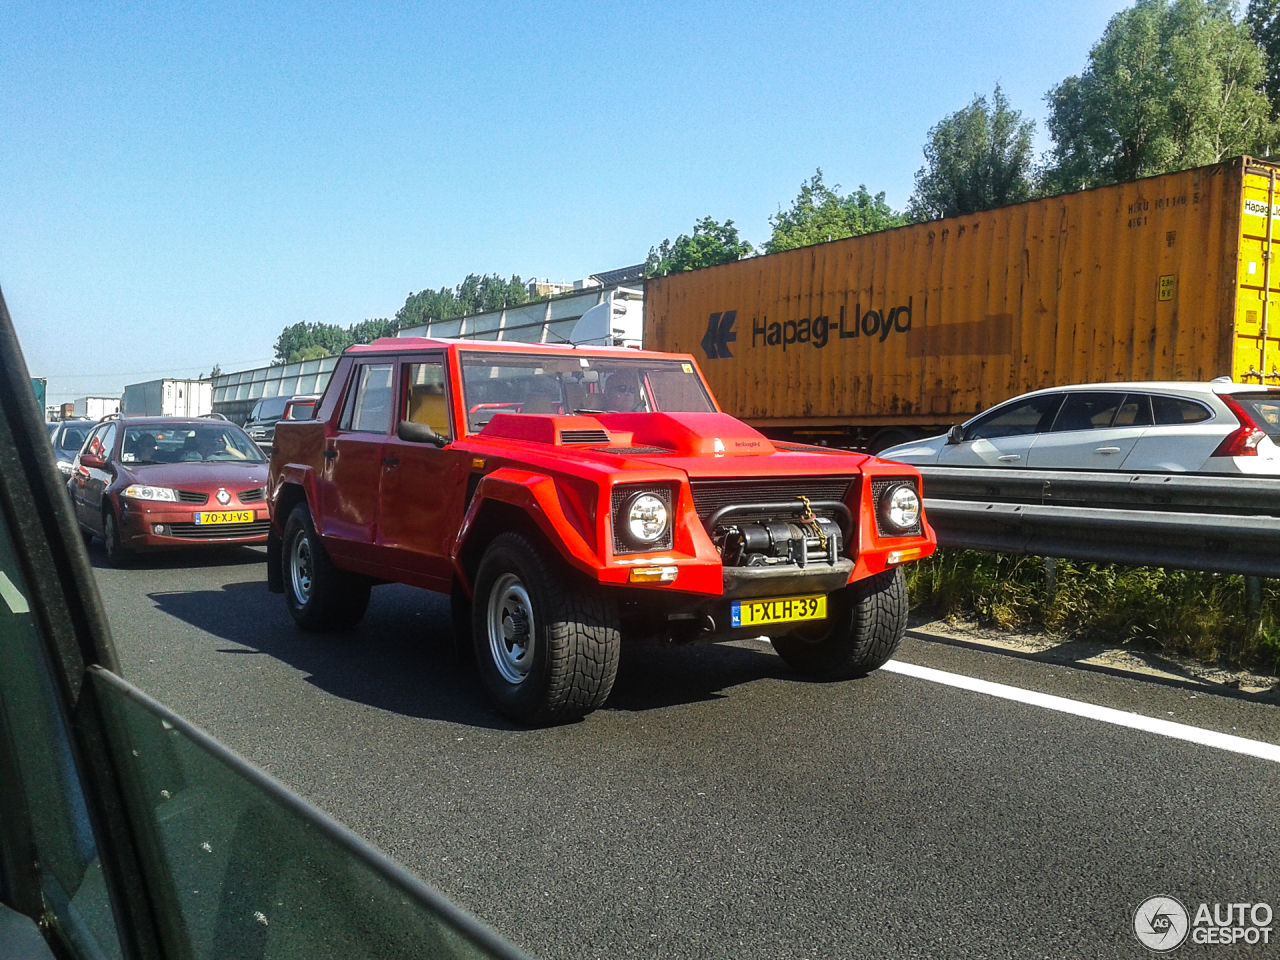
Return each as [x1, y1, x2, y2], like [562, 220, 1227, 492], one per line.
[916, 466, 1280, 577]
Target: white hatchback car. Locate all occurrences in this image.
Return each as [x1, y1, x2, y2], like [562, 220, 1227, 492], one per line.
[879, 381, 1280, 474]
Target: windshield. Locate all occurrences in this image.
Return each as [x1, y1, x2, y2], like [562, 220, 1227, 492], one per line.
[459, 352, 713, 431]
[121, 423, 265, 464]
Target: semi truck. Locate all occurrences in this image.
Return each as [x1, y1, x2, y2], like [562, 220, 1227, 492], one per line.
[120, 378, 212, 418]
[643, 155, 1280, 450]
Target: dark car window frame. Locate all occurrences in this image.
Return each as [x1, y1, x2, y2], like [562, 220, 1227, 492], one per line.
[0, 290, 528, 960]
[1047, 391, 1128, 433]
[1151, 393, 1214, 426]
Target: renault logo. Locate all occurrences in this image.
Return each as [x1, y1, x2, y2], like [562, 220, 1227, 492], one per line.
[216, 488, 231, 505]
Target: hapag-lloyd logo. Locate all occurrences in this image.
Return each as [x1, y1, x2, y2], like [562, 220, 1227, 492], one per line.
[698, 300, 912, 360]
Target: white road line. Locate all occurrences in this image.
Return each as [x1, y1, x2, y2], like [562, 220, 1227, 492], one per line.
[883, 659, 1280, 765]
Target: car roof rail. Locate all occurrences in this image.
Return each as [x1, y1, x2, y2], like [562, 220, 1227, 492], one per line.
[203, 412, 230, 421]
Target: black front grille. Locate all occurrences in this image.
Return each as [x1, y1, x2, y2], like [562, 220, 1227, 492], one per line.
[689, 477, 854, 520]
[593, 446, 673, 455]
[238, 487, 266, 502]
[177, 490, 209, 504]
[167, 521, 271, 540]
[560, 429, 611, 444]
[871, 478, 923, 537]
[611, 484, 676, 554]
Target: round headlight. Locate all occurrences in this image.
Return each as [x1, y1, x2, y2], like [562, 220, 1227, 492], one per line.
[883, 484, 920, 530]
[626, 494, 669, 544]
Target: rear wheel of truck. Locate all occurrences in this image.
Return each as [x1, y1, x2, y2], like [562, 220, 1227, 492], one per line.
[283, 504, 371, 631]
[772, 567, 908, 680]
[472, 532, 619, 725]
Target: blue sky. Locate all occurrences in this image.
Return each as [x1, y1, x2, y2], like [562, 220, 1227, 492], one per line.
[2, 0, 1132, 405]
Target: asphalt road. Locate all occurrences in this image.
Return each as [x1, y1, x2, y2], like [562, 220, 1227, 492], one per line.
[93, 546, 1279, 960]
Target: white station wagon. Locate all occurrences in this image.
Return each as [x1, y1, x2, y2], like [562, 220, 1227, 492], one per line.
[879, 381, 1280, 475]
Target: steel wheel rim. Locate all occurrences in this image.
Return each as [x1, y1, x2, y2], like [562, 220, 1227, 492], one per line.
[487, 572, 534, 685]
[290, 532, 313, 604]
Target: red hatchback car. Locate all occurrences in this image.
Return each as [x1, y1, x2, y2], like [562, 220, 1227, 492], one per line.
[69, 416, 271, 565]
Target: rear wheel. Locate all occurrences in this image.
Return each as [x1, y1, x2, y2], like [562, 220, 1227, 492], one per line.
[471, 532, 619, 724]
[282, 504, 371, 631]
[102, 508, 131, 568]
[772, 567, 908, 680]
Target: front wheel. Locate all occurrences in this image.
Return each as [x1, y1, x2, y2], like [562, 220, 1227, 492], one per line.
[282, 504, 371, 631]
[772, 567, 908, 680]
[471, 532, 619, 724]
[102, 508, 132, 568]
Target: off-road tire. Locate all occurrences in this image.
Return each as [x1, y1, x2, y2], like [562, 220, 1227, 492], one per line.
[102, 508, 132, 568]
[471, 532, 619, 724]
[772, 567, 908, 680]
[282, 504, 371, 631]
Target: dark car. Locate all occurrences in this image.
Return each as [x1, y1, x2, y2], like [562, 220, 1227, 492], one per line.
[243, 393, 319, 451]
[47, 418, 94, 477]
[69, 417, 271, 565]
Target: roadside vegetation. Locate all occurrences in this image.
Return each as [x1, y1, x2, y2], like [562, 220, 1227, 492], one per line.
[907, 550, 1280, 673]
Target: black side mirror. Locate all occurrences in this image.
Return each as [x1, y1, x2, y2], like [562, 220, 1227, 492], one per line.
[945, 424, 965, 445]
[398, 420, 448, 447]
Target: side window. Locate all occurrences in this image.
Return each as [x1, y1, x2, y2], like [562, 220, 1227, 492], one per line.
[85, 424, 118, 460]
[248, 400, 263, 424]
[1049, 392, 1126, 432]
[966, 394, 1063, 441]
[1114, 394, 1154, 427]
[1152, 395, 1213, 425]
[402, 361, 451, 439]
[339, 364, 394, 434]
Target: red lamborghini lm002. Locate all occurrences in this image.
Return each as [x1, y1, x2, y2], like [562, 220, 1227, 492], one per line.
[266, 339, 936, 724]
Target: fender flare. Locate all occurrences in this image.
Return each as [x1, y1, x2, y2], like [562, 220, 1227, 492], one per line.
[267, 465, 320, 594]
[451, 468, 600, 594]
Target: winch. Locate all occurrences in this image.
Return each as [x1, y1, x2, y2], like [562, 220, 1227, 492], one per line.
[715, 515, 843, 568]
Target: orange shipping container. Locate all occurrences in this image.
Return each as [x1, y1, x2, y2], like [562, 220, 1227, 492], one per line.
[644, 156, 1280, 450]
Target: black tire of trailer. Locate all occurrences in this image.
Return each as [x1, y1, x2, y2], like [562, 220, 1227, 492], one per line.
[772, 567, 908, 680]
[281, 504, 371, 631]
[471, 532, 619, 725]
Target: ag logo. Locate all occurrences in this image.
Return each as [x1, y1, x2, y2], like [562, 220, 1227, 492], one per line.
[1134, 896, 1190, 952]
[700, 311, 737, 359]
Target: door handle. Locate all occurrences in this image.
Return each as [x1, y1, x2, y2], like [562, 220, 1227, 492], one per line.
[996, 454, 1021, 462]
[382, 456, 399, 467]
[323, 449, 337, 460]
[1094, 446, 1121, 454]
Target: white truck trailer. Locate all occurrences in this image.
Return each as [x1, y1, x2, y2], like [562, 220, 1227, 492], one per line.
[72, 396, 121, 420]
[120, 379, 212, 418]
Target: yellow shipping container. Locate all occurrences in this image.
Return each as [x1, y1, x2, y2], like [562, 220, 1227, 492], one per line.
[645, 156, 1280, 450]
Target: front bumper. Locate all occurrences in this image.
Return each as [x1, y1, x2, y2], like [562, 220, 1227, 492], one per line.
[721, 558, 855, 600]
[118, 500, 270, 549]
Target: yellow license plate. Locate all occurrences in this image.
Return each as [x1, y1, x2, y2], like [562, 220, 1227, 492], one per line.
[731, 594, 826, 628]
[195, 510, 254, 525]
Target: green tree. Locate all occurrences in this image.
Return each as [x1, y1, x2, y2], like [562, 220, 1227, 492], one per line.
[347, 318, 398, 345]
[765, 170, 908, 252]
[1246, 0, 1280, 113]
[274, 322, 353, 364]
[645, 217, 754, 277]
[394, 274, 528, 330]
[209, 363, 223, 379]
[1044, 0, 1274, 193]
[908, 86, 1037, 221]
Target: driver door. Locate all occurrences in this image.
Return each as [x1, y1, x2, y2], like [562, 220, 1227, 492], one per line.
[377, 357, 469, 590]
